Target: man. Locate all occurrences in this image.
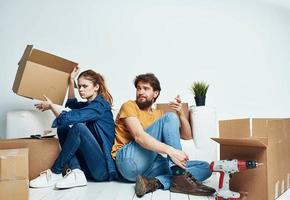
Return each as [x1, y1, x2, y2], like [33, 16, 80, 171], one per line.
[111, 73, 215, 197]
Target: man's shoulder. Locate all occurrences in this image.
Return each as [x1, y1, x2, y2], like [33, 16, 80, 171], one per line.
[121, 100, 137, 108]
[116, 100, 138, 119]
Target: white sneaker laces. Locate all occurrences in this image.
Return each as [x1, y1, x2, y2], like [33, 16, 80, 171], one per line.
[64, 168, 72, 178]
[39, 169, 52, 182]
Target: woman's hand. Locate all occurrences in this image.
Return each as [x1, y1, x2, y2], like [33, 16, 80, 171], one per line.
[167, 147, 189, 169]
[70, 66, 80, 82]
[34, 95, 53, 112]
[169, 95, 183, 116]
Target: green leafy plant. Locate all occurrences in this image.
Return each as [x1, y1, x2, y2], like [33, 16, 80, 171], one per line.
[191, 81, 209, 97]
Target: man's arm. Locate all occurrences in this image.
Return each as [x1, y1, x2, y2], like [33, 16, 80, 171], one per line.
[123, 117, 188, 169]
[177, 110, 192, 140]
[169, 95, 192, 140]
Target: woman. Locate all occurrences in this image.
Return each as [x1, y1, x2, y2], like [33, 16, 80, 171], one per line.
[30, 67, 118, 189]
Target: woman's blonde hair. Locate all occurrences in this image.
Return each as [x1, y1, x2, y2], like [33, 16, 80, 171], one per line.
[78, 70, 113, 106]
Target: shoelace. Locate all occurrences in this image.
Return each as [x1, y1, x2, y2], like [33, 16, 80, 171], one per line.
[64, 168, 72, 178]
[40, 169, 51, 182]
[184, 171, 198, 184]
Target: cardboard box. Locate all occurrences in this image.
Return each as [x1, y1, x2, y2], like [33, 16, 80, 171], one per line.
[0, 179, 28, 200]
[0, 138, 60, 180]
[156, 103, 189, 121]
[13, 45, 78, 105]
[212, 118, 290, 200]
[0, 148, 28, 180]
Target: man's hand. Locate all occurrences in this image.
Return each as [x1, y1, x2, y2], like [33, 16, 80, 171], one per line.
[169, 95, 183, 115]
[34, 95, 53, 112]
[167, 147, 189, 169]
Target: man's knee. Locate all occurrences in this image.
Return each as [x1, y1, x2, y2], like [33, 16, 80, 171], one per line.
[163, 112, 179, 125]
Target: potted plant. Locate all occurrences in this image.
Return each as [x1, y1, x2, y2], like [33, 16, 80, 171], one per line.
[191, 81, 209, 106]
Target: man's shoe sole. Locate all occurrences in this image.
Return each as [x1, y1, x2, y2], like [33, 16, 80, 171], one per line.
[135, 176, 146, 197]
[170, 186, 215, 196]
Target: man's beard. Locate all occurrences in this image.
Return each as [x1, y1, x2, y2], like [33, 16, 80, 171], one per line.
[136, 97, 154, 110]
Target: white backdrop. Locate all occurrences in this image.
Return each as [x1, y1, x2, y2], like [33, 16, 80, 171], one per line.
[1, 0, 290, 138]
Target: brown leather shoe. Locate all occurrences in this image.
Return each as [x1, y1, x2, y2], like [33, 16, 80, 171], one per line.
[170, 172, 216, 196]
[135, 175, 158, 197]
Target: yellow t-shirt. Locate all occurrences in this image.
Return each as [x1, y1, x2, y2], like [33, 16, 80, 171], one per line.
[111, 100, 163, 158]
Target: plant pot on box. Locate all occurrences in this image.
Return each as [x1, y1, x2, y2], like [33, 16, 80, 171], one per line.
[194, 96, 206, 106]
[191, 81, 209, 107]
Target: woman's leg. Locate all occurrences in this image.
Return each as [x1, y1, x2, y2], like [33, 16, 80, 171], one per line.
[51, 123, 108, 181]
[53, 126, 80, 173]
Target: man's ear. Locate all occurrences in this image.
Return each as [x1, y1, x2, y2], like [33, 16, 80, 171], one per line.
[153, 90, 159, 99]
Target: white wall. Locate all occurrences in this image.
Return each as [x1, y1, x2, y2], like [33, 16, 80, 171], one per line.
[1, 0, 290, 138]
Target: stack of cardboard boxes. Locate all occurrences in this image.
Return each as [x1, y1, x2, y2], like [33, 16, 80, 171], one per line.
[0, 148, 29, 200]
[0, 45, 74, 198]
[212, 118, 290, 200]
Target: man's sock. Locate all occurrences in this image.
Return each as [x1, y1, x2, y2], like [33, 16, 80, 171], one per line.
[171, 166, 186, 175]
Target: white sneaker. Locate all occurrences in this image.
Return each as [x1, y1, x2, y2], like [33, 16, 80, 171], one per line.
[29, 169, 63, 188]
[55, 169, 87, 189]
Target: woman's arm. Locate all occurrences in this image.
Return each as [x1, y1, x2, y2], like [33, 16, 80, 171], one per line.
[34, 95, 60, 117]
[68, 66, 80, 99]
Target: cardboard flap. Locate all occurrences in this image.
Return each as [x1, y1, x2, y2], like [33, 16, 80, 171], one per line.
[13, 45, 33, 94]
[156, 103, 189, 121]
[219, 118, 251, 138]
[28, 49, 78, 73]
[252, 118, 286, 141]
[211, 137, 268, 147]
[18, 45, 33, 66]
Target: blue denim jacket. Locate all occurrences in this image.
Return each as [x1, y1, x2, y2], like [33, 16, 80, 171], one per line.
[52, 95, 118, 181]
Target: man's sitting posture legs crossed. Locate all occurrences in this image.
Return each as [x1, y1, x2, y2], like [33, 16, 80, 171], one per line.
[111, 73, 215, 197]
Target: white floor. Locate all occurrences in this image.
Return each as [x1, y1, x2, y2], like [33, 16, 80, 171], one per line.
[29, 180, 290, 200]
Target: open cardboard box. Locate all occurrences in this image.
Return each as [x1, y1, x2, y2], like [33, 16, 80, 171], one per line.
[212, 118, 290, 200]
[12, 45, 78, 105]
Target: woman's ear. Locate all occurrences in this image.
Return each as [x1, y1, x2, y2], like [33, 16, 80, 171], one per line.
[95, 84, 100, 93]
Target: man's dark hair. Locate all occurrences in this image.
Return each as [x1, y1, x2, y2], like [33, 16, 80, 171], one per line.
[134, 73, 161, 101]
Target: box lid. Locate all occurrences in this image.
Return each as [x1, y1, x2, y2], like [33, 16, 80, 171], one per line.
[211, 137, 268, 148]
[18, 45, 78, 73]
[18, 45, 33, 67]
[219, 118, 251, 138]
[219, 118, 289, 141]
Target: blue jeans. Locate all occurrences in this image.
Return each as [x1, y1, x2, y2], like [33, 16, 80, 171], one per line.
[115, 112, 212, 189]
[51, 123, 109, 181]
